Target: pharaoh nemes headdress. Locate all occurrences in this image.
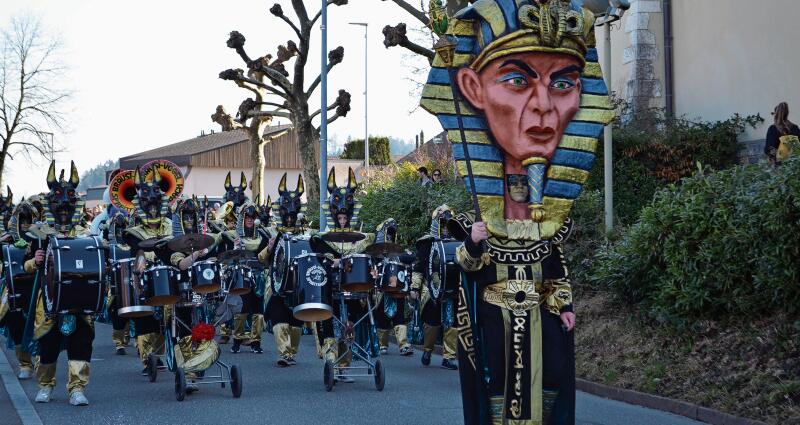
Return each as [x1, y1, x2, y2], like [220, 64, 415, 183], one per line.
[420, 0, 614, 239]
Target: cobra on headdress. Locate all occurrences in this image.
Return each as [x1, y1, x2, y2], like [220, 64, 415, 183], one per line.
[420, 0, 614, 240]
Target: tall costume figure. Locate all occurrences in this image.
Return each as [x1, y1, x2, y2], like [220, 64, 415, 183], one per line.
[259, 173, 308, 366]
[0, 199, 42, 380]
[420, 1, 614, 423]
[27, 162, 94, 406]
[123, 166, 174, 375]
[411, 205, 459, 370]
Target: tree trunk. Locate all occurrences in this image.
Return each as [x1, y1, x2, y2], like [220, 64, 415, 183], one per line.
[0, 151, 6, 189]
[294, 110, 320, 217]
[248, 118, 271, 202]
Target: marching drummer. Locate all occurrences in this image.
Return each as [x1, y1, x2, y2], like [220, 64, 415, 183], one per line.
[123, 165, 175, 377]
[0, 200, 42, 380]
[258, 173, 309, 367]
[410, 205, 459, 370]
[25, 161, 96, 406]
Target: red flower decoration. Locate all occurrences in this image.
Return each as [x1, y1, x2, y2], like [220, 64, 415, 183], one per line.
[191, 323, 216, 342]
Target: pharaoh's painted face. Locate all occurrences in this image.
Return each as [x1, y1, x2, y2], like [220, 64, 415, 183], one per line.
[458, 52, 582, 162]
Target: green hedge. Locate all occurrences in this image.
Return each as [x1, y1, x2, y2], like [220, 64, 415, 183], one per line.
[589, 157, 800, 324]
[358, 162, 471, 246]
[340, 136, 392, 166]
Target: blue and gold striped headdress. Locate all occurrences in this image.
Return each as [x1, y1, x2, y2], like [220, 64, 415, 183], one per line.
[421, 0, 614, 239]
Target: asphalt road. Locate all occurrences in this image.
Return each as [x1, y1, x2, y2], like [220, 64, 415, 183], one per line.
[1, 323, 705, 425]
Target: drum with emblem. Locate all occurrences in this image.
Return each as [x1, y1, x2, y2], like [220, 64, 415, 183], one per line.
[375, 259, 410, 298]
[189, 260, 220, 294]
[43, 236, 108, 314]
[291, 253, 333, 321]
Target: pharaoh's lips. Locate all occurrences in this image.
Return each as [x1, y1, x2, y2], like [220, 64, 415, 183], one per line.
[525, 126, 556, 144]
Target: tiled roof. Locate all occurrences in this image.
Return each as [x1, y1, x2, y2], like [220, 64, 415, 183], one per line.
[119, 124, 293, 168]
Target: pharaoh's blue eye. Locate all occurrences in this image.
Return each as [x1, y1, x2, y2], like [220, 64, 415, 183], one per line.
[551, 77, 576, 91]
[498, 72, 528, 88]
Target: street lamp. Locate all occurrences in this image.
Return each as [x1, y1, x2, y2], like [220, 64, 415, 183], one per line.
[584, 0, 630, 232]
[349, 22, 368, 180]
[320, 0, 329, 230]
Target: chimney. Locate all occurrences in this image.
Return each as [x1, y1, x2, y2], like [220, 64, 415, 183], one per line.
[415, 135, 419, 149]
[201, 130, 205, 136]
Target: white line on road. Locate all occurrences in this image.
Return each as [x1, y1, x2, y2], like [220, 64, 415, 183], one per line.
[0, 346, 44, 425]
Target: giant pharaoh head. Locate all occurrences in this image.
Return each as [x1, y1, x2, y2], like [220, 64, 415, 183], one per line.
[421, 0, 614, 239]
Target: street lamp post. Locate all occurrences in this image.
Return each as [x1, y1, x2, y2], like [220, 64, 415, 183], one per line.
[349, 22, 368, 179]
[320, 0, 329, 230]
[584, 0, 630, 232]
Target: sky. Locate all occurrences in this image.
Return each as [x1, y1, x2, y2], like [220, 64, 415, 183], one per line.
[1, 0, 443, 197]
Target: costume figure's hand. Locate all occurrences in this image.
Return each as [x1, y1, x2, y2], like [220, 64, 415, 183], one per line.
[560, 312, 576, 332]
[470, 221, 489, 244]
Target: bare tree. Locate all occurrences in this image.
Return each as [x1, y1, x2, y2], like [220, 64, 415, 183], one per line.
[219, 1, 352, 211]
[0, 15, 70, 188]
[379, 1, 472, 62]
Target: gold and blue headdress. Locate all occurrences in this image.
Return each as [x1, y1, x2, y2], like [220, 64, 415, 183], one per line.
[420, 0, 614, 239]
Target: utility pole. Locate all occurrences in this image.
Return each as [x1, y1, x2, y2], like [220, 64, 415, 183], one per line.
[319, 0, 329, 230]
[349, 22, 368, 179]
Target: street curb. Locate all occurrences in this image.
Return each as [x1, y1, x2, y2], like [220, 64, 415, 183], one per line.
[576, 379, 767, 425]
[410, 341, 765, 425]
[0, 344, 43, 425]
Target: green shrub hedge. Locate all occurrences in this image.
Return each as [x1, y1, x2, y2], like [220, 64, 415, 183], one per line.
[589, 157, 800, 324]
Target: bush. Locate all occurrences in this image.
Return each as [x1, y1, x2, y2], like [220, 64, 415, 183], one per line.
[340, 136, 392, 166]
[587, 107, 763, 225]
[589, 157, 800, 325]
[358, 162, 471, 246]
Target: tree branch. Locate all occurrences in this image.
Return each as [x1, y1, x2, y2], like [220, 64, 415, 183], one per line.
[382, 23, 435, 63]
[306, 47, 344, 96]
[384, 0, 429, 26]
[310, 0, 351, 27]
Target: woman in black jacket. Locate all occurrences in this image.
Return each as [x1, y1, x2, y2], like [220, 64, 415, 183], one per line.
[765, 102, 800, 163]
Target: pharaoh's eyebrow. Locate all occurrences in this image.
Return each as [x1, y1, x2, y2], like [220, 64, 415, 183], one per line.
[498, 59, 538, 77]
[550, 65, 583, 79]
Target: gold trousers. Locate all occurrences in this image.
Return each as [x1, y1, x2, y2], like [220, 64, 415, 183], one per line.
[112, 322, 129, 349]
[136, 333, 165, 365]
[37, 359, 89, 392]
[273, 323, 302, 357]
[422, 324, 457, 360]
[321, 337, 352, 367]
[37, 362, 56, 389]
[234, 314, 265, 342]
[377, 325, 410, 349]
[15, 346, 35, 371]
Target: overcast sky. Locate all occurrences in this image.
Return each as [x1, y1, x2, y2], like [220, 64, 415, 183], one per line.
[2, 0, 442, 197]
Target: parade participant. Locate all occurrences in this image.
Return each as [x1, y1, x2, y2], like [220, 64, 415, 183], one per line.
[104, 209, 133, 355]
[312, 168, 375, 383]
[419, 1, 615, 422]
[258, 174, 308, 366]
[25, 161, 94, 405]
[223, 171, 249, 208]
[220, 200, 269, 354]
[0, 186, 14, 232]
[213, 200, 237, 343]
[372, 218, 413, 356]
[122, 165, 174, 376]
[410, 205, 458, 370]
[0, 200, 42, 380]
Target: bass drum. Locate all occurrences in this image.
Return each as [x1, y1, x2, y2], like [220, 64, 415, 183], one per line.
[428, 239, 462, 302]
[44, 236, 107, 315]
[2, 244, 36, 312]
[376, 259, 410, 298]
[271, 235, 312, 295]
[291, 253, 333, 322]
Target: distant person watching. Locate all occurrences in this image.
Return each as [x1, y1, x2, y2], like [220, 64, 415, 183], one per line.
[431, 169, 443, 184]
[765, 102, 800, 164]
[418, 166, 432, 186]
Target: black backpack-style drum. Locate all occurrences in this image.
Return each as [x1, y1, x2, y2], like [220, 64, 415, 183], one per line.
[2, 244, 36, 312]
[271, 235, 313, 295]
[43, 236, 107, 315]
[428, 239, 462, 302]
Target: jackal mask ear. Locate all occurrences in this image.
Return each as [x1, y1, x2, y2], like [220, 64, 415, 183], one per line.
[327, 168, 337, 194]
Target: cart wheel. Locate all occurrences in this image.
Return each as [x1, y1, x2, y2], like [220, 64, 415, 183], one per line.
[147, 353, 158, 383]
[374, 360, 385, 391]
[175, 368, 187, 401]
[323, 361, 335, 392]
[230, 365, 242, 398]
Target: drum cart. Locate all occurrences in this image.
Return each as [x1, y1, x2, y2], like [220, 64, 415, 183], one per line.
[145, 293, 243, 401]
[323, 291, 385, 392]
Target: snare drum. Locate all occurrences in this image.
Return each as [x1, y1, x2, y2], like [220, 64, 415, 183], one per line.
[376, 259, 410, 298]
[291, 253, 333, 321]
[340, 254, 373, 292]
[43, 236, 107, 315]
[142, 265, 180, 306]
[112, 258, 155, 318]
[224, 265, 252, 296]
[2, 244, 35, 312]
[189, 260, 220, 294]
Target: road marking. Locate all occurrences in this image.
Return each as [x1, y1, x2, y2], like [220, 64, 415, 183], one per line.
[0, 345, 44, 425]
